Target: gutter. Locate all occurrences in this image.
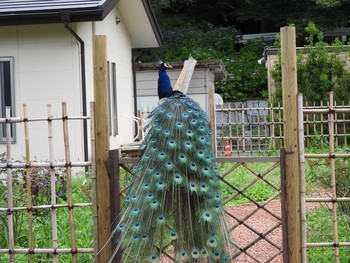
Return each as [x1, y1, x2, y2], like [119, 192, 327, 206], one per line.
[61, 12, 89, 163]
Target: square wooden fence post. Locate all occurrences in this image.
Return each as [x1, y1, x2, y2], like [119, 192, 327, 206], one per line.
[281, 26, 302, 263]
[93, 35, 111, 263]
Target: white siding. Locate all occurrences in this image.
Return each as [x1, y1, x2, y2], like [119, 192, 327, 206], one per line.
[0, 24, 83, 161]
[0, 6, 138, 161]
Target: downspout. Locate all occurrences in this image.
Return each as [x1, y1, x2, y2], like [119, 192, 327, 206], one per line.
[132, 51, 144, 140]
[61, 12, 89, 163]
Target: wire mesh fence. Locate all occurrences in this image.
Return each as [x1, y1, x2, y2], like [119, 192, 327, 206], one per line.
[0, 103, 94, 263]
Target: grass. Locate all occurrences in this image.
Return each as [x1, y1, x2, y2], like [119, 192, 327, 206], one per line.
[0, 177, 94, 262]
[218, 161, 281, 206]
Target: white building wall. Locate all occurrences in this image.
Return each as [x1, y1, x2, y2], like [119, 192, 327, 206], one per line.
[0, 6, 137, 161]
[89, 6, 136, 150]
[0, 24, 83, 162]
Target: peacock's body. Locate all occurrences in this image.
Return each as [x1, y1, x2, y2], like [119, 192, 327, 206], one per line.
[111, 91, 237, 262]
[158, 62, 173, 99]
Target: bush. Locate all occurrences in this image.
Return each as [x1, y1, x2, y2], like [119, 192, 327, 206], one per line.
[271, 22, 350, 104]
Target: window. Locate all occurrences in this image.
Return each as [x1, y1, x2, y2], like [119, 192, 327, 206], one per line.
[0, 57, 15, 143]
[107, 61, 118, 136]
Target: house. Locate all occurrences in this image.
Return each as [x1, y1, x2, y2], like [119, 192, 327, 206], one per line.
[0, 0, 162, 162]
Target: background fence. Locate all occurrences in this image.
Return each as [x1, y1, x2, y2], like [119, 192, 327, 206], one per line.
[215, 94, 350, 156]
[0, 104, 94, 262]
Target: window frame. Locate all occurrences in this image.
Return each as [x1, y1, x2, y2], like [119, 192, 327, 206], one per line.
[107, 61, 118, 136]
[0, 57, 16, 143]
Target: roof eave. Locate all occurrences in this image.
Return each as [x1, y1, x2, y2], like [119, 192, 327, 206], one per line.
[0, 0, 119, 26]
[141, 0, 163, 46]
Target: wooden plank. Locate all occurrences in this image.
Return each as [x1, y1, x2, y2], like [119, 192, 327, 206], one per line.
[93, 35, 111, 263]
[280, 26, 301, 263]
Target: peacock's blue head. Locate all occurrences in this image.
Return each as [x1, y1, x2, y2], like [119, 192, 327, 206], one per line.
[159, 61, 172, 71]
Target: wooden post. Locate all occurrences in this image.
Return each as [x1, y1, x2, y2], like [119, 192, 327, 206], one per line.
[93, 35, 111, 262]
[280, 26, 302, 262]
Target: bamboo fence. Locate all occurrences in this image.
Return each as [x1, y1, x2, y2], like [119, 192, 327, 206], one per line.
[299, 92, 350, 263]
[0, 103, 94, 262]
[216, 97, 350, 156]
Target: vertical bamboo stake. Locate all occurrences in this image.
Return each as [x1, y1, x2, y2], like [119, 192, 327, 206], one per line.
[93, 35, 111, 263]
[249, 106, 253, 153]
[334, 100, 338, 146]
[278, 102, 283, 147]
[90, 102, 99, 261]
[342, 101, 347, 145]
[6, 107, 15, 263]
[271, 103, 276, 151]
[62, 102, 77, 263]
[47, 104, 58, 263]
[23, 104, 34, 263]
[235, 104, 239, 152]
[298, 94, 307, 263]
[320, 101, 324, 145]
[209, 83, 216, 152]
[305, 102, 310, 146]
[280, 26, 301, 263]
[328, 92, 340, 263]
[241, 104, 245, 154]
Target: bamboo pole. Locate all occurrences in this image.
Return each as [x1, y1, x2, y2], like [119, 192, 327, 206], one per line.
[0, 116, 90, 124]
[23, 104, 34, 263]
[0, 161, 91, 168]
[0, 203, 92, 212]
[93, 35, 111, 263]
[298, 94, 307, 263]
[209, 83, 216, 152]
[62, 102, 77, 263]
[6, 107, 15, 263]
[328, 92, 340, 263]
[280, 26, 301, 263]
[47, 104, 58, 263]
[0, 248, 94, 254]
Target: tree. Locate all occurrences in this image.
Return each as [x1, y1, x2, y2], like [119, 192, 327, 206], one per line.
[271, 22, 350, 104]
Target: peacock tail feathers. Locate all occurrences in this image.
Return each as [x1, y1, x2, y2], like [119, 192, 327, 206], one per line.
[111, 91, 237, 262]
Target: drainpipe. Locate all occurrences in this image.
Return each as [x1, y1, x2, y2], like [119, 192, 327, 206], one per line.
[61, 12, 88, 163]
[132, 51, 144, 140]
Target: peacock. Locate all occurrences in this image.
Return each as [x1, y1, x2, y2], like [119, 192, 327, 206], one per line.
[157, 61, 173, 99]
[108, 61, 237, 262]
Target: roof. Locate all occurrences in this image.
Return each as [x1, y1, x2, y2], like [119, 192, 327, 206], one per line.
[135, 60, 228, 80]
[0, 0, 119, 25]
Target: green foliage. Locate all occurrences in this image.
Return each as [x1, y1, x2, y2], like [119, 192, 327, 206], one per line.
[307, 205, 350, 262]
[272, 22, 350, 104]
[219, 162, 280, 206]
[137, 17, 271, 102]
[0, 153, 93, 262]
